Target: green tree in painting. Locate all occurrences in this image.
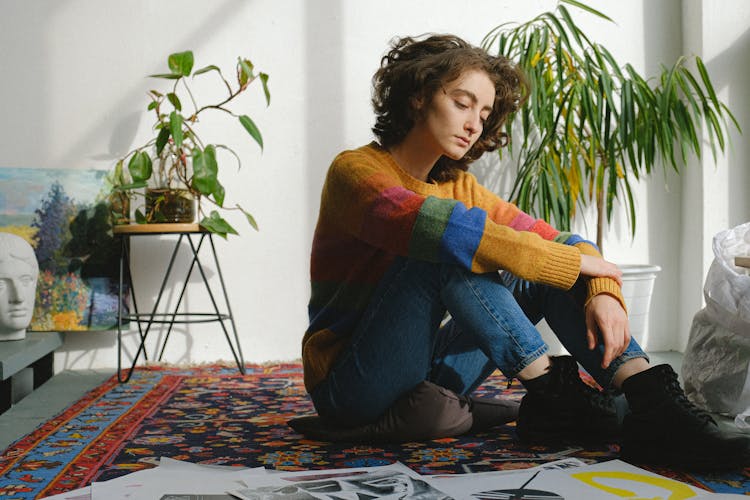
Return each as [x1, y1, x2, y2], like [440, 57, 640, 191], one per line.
[66, 202, 119, 281]
[31, 181, 75, 273]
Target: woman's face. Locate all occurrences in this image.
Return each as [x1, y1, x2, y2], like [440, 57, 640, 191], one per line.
[417, 69, 495, 161]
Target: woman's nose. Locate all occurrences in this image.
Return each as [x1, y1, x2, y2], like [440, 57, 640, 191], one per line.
[465, 114, 481, 135]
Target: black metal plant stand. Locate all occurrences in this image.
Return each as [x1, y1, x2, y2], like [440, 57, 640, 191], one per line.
[115, 223, 245, 383]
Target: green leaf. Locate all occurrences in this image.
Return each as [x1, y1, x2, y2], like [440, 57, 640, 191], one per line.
[696, 57, 721, 112]
[155, 127, 170, 155]
[560, 0, 615, 22]
[113, 159, 126, 185]
[127, 151, 152, 182]
[169, 111, 184, 148]
[239, 115, 264, 150]
[259, 72, 271, 106]
[199, 210, 238, 238]
[135, 209, 147, 224]
[193, 64, 221, 77]
[168, 50, 194, 76]
[149, 73, 182, 80]
[147, 101, 158, 111]
[192, 145, 219, 195]
[237, 204, 259, 231]
[167, 92, 182, 111]
[238, 58, 254, 86]
[212, 179, 226, 207]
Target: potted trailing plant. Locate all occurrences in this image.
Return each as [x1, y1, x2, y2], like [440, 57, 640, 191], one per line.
[111, 50, 270, 238]
[481, 0, 739, 342]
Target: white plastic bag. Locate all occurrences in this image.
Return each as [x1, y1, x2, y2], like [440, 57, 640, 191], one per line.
[683, 222, 750, 421]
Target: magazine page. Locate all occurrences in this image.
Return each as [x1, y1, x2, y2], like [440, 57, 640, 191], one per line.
[229, 462, 454, 500]
[423, 459, 732, 499]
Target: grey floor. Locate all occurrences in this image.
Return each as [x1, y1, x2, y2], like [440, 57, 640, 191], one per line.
[0, 352, 686, 453]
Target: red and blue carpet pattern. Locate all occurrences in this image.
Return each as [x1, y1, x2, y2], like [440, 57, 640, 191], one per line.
[0, 363, 747, 499]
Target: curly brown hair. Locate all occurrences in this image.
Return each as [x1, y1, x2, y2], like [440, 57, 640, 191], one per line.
[372, 34, 528, 182]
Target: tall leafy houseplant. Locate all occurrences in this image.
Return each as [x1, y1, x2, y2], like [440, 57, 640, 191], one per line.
[111, 50, 270, 238]
[482, 0, 738, 252]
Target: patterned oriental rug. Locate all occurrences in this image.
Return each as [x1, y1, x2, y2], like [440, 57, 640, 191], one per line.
[0, 364, 747, 499]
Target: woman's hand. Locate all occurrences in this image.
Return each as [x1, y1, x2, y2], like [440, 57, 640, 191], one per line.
[579, 255, 628, 368]
[585, 293, 630, 369]
[579, 254, 623, 286]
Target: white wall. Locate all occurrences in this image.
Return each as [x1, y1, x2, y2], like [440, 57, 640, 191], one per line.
[0, 0, 744, 370]
[679, 0, 750, 351]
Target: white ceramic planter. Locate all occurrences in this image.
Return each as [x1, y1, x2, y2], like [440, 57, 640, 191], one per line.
[620, 264, 661, 346]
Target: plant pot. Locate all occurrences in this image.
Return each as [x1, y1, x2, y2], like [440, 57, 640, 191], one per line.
[620, 264, 661, 346]
[145, 188, 196, 223]
[108, 191, 130, 226]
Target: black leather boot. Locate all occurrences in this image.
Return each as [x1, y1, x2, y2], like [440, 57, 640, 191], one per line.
[516, 355, 619, 443]
[621, 363, 750, 470]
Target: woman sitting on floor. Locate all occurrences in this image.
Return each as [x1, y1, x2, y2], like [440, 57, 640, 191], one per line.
[295, 33, 750, 471]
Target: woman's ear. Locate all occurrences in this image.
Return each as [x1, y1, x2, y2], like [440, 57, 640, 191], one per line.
[409, 95, 425, 120]
[410, 95, 423, 111]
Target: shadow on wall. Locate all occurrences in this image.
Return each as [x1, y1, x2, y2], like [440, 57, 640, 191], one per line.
[701, 25, 750, 227]
[58, 0, 253, 168]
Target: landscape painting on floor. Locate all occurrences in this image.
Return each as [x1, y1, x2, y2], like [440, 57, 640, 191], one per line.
[0, 166, 124, 331]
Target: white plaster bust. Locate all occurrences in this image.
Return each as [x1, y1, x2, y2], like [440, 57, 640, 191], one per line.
[0, 233, 39, 341]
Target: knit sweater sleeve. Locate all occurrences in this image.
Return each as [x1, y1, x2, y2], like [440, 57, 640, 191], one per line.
[322, 150, 581, 289]
[469, 179, 626, 310]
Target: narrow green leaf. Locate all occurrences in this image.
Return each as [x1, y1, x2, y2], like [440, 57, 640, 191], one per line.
[167, 92, 182, 111]
[623, 177, 636, 238]
[168, 50, 194, 76]
[560, 0, 615, 22]
[541, 13, 572, 51]
[193, 64, 221, 77]
[676, 67, 701, 115]
[169, 111, 184, 148]
[239, 115, 264, 150]
[155, 127, 170, 155]
[597, 45, 624, 80]
[212, 179, 226, 207]
[149, 73, 182, 80]
[558, 5, 583, 47]
[259, 72, 271, 106]
[696, 57, 721, 111]
[721, 102, 742, 133]
[113, 159, 126, 185]
[243, 211, 259, 231]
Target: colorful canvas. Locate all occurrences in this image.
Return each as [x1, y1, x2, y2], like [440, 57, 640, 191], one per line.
[0, 167, 124, 331]
[0, 364, 746, 500]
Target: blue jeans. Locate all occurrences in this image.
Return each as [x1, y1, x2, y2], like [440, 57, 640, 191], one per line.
[310, 257, 647, 425]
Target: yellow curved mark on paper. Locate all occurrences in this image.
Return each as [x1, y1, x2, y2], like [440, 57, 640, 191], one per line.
[570, 471, 697, 499]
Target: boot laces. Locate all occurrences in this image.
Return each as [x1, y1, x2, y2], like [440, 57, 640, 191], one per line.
[555, 358, 612, 412]
[660, 366, 714, 426]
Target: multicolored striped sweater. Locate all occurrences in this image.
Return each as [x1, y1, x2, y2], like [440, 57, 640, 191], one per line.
[303, 142, 623, 391]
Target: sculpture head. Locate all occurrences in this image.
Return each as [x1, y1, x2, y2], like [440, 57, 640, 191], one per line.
[0, 233, 39, 340]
